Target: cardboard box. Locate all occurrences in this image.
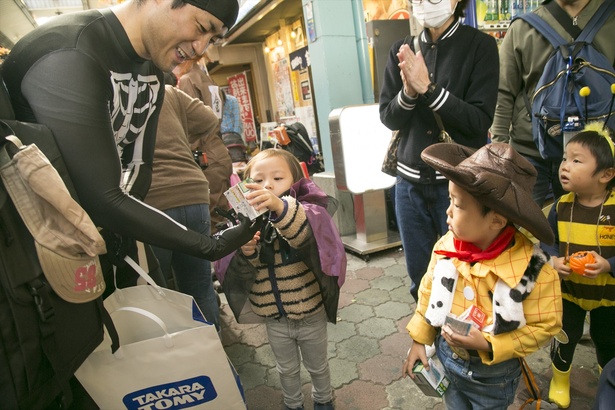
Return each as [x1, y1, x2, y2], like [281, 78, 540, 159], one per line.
[444, 313, 472, 336]
[412, 357, 449, 397]
[223, 178, 267, 220]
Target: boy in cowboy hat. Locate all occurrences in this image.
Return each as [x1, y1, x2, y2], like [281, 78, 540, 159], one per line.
[402, 143, 563, 409]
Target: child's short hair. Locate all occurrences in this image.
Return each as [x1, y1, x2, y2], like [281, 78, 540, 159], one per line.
[568, 127, 615, 189]
[243, 148, 304, 182]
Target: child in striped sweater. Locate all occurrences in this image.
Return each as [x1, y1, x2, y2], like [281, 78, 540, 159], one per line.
[240, 148, 345, 410]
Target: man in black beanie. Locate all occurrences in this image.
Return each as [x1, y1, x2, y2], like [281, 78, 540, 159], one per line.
[2, 0, 257, 407]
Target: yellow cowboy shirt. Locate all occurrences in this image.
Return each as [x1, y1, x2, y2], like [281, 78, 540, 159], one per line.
[408, 230, 562, 365]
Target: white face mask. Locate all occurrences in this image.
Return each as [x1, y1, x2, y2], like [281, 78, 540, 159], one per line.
[412, 0, 455, 29]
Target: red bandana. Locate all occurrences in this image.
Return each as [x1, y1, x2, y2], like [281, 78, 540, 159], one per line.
[434, 226, 516, 263]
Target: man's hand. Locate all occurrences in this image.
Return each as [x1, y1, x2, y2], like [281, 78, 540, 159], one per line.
[208, 214, 263, 260]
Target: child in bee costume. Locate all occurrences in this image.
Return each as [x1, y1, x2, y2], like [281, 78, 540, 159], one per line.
[403, 143, 562, 410]
[541, 123, 615, 408]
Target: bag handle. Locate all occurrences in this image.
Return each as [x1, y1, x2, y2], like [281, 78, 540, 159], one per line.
[123, 255, 165, 294]
[110, 307, 174, 358]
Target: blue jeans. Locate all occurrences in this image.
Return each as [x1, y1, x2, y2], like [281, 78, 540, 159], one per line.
[265, 309, 332, 408]
[395, 177, 449, 302]
[524, 155, 565, 206]
[150, 204, 220, 330]
[435, 335, 521, 410]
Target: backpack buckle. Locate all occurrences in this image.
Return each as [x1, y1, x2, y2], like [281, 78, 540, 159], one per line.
[28, 279, 55, 323]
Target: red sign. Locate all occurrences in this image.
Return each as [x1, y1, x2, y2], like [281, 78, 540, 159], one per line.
[227, 72, 257, 143]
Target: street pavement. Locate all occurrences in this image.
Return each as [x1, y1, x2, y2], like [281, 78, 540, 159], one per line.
[219, 247, 600, 410]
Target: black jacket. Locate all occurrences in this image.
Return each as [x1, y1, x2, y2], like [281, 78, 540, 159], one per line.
[379, 20, 499, 184]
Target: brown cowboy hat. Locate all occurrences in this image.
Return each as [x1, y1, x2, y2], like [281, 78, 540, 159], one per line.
[421, 143, 554, 244]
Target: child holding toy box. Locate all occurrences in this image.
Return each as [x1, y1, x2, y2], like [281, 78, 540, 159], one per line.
[402, 143, 562, 409]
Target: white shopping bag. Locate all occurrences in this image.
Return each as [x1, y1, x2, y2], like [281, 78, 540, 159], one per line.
[75, 257, 246, 410]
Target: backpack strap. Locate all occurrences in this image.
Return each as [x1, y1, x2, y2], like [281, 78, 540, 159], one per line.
[516, 0, 615, 47]
[576, 0, 615, 44]
[515, 12, 567, 48]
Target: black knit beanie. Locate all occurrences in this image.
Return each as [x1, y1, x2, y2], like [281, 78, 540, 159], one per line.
[183, 0, 239, 29]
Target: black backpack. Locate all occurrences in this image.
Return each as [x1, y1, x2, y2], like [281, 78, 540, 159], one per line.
[282, 122, 324, 175]
[0, 75, 106, 409]
[260, 122, 325, 176]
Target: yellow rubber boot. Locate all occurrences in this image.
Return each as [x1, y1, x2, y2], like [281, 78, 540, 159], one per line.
[549, 364, 571, 408]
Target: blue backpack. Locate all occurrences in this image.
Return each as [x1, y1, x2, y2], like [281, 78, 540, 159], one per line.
[517, 1, 615, 160]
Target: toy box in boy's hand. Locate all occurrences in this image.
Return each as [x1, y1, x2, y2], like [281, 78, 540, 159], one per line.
[223, 178, 267, 220]
[412, 357, 449, 397]
[444, 313, 472, 336]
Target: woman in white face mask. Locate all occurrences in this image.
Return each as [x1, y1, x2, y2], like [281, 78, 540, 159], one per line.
[412, 0, 458, 32]
[379, 0, 504, 408]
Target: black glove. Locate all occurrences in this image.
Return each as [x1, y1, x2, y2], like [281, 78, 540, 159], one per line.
[206, 214, 264, 260]
[99, 229, 134, 266]
[214, 207, 239, 231]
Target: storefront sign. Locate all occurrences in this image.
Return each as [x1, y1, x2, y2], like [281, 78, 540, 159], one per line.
[289, 46, 310, 71]
[227, 72, 258, 143]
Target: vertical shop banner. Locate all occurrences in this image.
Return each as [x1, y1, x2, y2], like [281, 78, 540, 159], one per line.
[227, 72, 258, 143]
[272, 58, 295, 119]
[304, 1, 316, 43]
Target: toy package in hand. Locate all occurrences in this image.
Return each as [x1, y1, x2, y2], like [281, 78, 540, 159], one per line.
[224, 178, 268, 220]
[412, 357, 449, 397]
[444, 313, 472, 336]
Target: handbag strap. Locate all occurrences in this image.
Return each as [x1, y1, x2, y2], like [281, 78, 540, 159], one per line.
[433, 112, 445, 132]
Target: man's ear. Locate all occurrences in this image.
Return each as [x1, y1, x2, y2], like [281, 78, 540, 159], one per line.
[490, 212, 508, 231]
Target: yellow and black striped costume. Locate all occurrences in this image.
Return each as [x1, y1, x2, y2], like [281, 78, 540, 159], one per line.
[555, 191, 615, 310]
